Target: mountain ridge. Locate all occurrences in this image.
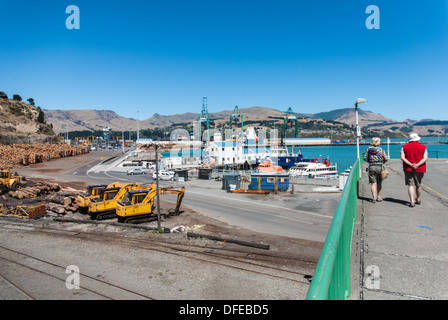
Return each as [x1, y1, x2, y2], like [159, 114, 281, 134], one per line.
[42, 106, 447, 138]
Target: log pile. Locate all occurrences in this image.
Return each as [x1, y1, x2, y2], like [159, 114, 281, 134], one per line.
[45, 191, 80, 215]
[4, 181, 84, 216]
[7, 182, 61, 199]
[45, 199, 79, 214]
[0, 144, 90, 169]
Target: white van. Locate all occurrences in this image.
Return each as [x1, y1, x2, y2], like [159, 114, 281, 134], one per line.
[152, 170, 174, 181]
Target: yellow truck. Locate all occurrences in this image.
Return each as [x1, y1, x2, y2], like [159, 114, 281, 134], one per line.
[0, 170, 26, 194]
[76, 181, 128, 214]
[88, 182, 154, 220]
[116, 186, 185, 224]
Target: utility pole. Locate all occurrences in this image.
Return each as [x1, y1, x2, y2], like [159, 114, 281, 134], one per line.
[122, 121, 125, 153]
[137, 110, 140, 144]
[355, 98, 367, 177]
[155, 144, 161, 231]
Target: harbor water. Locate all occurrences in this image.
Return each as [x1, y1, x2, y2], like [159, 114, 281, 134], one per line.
[162, 137, 448, 174]
[291, 137, 448, 173]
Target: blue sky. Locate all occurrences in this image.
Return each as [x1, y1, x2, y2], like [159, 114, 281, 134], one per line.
[1, 0, 447, 122]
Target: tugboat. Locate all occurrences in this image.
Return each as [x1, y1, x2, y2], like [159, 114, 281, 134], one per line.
[257, 160, 284, 173]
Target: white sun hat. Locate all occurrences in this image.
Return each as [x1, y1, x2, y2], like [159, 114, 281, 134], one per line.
[409, 133, 421, 142]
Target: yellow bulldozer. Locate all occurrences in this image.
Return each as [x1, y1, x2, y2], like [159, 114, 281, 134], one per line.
[88, 182, 155, 220]
[0, 170, 26, 195]
[116, 186, 185, 224]
[77, 181, 129, 214]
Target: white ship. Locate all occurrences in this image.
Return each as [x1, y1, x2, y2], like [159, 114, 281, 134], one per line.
[289, 159, 338, 177]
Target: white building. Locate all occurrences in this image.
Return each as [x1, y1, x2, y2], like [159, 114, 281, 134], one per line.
[208, 141, 244, 166]
[243, 146, 270, 165]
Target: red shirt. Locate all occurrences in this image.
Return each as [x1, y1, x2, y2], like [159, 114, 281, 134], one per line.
[402, 141, 427, 173]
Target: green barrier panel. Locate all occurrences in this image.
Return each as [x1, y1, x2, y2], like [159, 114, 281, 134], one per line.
[306, 158, 360, 300]
[307, 150, 446, 300]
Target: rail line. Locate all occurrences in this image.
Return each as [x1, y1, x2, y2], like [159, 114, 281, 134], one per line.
[0, 219, 315, 287]
[0, 271, 35, 300]
[0, 242, 156, 300]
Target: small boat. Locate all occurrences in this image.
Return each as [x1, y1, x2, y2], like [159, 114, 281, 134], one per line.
[289, 158, 338, 177]
[269, 147, 305, 169]
[257, 160, 284, 173]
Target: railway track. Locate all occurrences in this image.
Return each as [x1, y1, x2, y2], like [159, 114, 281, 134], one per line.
[0, 218, 316, 299]
[0, 242, 156, 300]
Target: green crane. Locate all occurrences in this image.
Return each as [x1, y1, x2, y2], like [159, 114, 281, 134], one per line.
[229, 105, 243, 131]
[283, 107, 299, 138]
[198, 97, 210, 141]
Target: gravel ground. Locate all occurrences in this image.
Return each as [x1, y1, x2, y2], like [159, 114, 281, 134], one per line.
[1, 149, 329, 303]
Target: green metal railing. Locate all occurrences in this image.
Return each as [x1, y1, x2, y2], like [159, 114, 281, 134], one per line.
[306, 158, 360, 300]
[306, 150, 447, 299]
[387, 150, 448, 159]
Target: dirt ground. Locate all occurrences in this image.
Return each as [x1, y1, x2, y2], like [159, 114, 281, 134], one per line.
[4, 150, 324, 266]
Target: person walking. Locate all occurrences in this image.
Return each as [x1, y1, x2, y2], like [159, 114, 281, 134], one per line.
[401, 133, 428, 207]
[364, 137, 388, 202]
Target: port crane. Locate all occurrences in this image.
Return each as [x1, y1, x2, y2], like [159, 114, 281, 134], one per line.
[197, 97, 211, 142]
[283, 107, 299, 138]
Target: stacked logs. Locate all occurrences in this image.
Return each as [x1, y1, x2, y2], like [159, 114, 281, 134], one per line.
[0, 144, 90, 169]
[7, 182, 61, 199]
[45, 191, 80, 215]
[5, 182, 83, 215]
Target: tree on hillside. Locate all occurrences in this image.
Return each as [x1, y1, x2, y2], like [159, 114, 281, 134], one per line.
[13, 94, 22, 101]
[27, 98, 35, 106]
[0, 91, 8, 99]
[36, 106, 46, 124]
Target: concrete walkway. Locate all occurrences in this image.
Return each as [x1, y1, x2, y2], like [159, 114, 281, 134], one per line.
[350, 159, 448, 300]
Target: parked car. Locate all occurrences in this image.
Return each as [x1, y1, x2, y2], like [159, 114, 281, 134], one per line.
[127, 168, 146, 175]
[152, 170, 174, 181]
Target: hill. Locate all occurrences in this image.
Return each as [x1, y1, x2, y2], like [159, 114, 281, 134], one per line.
[3, 88, 445, 141]
[313, 108, 395, 126]
[0, 94, 56, 144]
[38, 105, 448, 139]
[43, 106, 288, 134]
[43, 109, 140, 134]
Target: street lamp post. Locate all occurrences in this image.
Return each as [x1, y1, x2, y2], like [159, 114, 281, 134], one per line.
[354, 98, 367, 161]
[122, 121, 125, 154]
[155, 144, 161, 232]
[137, 110, 140, 144]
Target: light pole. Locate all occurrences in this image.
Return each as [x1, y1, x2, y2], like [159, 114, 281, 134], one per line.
[155, 144, 161, 232]
[122, 121, 125, 153]
[354, 98, 367, 161]
[137, 110, 140, 144]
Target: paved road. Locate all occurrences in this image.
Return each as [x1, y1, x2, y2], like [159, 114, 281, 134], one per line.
[18, 150, 339, 242]
[86, 155, 339, 242]
[4, 150, 326, 303]
[388, 159, 448, 204]
[351, 159, 448, 300]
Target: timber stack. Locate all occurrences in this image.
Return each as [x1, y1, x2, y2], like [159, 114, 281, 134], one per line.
[45, 191, 80, 215]
[2, 180, 84, 216]
[7, 181, 61, 199]
[0, 144, 90, 169]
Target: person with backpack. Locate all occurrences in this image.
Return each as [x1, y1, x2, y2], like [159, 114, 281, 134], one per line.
[364, 137, 388, 202]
